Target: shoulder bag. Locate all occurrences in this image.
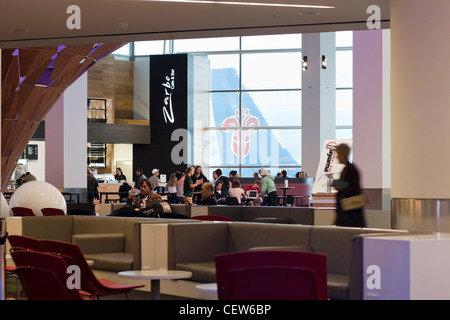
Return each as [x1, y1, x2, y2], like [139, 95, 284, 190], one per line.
[340, 194, 369, 211]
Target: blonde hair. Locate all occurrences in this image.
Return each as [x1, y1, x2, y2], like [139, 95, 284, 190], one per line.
[167, 173, 177, 187]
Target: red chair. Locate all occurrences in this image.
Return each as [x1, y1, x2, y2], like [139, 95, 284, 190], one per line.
[191, 215, 233, 222]
[11, 207, 35, 216]
[6, 235, 44, 299]
[7, 235, 43, 252]
[41, 208, 65, 216]
[39, 239, 144, 299]
[215, 250, 328, 300]
[11, 250, 91, 300]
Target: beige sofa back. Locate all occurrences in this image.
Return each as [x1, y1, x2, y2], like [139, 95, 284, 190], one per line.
[15, 215, 194, 271]
[168, 222, 228, 270]
[20, 216, 74, 243]
[227, 222, 311, 252]
[309, 226, 403, 275]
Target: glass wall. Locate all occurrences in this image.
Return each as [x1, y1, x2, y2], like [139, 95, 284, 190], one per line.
[335, 31, 353, 139]
[113, 31, 353, 178]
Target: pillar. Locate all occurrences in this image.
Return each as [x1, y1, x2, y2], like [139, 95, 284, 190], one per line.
[353, 29, 391, 210]
[302, 32, 336, 176]
[391, 0, 450, 232]
[45, 74, 88, 201]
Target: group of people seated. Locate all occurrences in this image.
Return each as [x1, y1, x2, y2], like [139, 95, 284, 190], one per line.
[109, 165, 301, 218]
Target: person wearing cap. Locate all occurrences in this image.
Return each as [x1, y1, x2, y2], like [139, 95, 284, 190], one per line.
[149, 168, 160, 190]
[259, 168, 278, 206]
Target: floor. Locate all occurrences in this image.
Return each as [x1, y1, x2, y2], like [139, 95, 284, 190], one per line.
[4, 276, 193, 300]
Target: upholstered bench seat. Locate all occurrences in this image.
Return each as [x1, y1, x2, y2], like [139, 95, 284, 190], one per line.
[84, 252, 133, 272]
[176, 262, 216, 283]
[327, 273, 350, 300]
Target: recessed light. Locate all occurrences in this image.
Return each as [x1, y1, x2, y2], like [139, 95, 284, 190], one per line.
[298, 12, 320, 16]
[146, 0, 334, 9]
[10, 28, 30, 32]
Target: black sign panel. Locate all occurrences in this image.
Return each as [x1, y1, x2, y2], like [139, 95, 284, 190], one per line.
[20, 144, 38, 160]
[133, 54, 189, 178]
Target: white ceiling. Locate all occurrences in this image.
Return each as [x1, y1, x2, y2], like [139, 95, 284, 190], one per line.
[0, 0, 390, 48]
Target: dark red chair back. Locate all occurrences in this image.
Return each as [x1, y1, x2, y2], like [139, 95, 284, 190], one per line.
[11, 250, 86, 300]
[11, 207, 35, 216]
[39, 239, 143, 298]
[215, 250, 328, 300]
[7, 235, 43, 252]
[41, 208, 65, 216]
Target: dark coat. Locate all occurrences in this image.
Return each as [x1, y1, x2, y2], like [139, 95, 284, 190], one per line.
[334, 162, 366, 228]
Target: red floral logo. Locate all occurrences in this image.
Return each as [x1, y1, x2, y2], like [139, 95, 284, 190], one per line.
[222, 108, 259, 158]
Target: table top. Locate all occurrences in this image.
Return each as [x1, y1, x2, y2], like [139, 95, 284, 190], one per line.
[118, 270, 192, 280]
[279, 186, 295, 189]
[196, 283, 218, 294]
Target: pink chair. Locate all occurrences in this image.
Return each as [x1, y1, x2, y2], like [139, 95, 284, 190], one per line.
[215, 250, 328, 300]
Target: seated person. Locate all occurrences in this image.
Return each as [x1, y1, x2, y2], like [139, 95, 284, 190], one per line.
[246, 180, 262, 194]
[109, 179, 162, 217]
[199, 182, 217, 205]
[228, 179, 247, 204]
[245, 180, 262, 206]
[214, 181, 227, 204]
[118, 181, 132, 202]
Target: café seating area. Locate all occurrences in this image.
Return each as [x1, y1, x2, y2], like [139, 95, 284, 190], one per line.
[3, 212, 411, 300]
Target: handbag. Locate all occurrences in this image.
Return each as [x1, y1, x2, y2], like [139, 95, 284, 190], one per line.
[340, 194, 369, 211]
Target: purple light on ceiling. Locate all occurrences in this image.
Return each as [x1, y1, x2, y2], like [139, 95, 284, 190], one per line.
[36, 51, 60, 87]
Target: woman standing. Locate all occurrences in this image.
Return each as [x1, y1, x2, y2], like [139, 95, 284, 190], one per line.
[192, 165, 208, 204]
[183, 166, 203, 205]
[332, 143, 366, 228]
[175, 171, 185, 203]
[259, 168, 278, 206]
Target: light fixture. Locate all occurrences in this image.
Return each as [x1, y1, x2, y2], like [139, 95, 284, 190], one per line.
[145, 0, 335, 9]
[302, 56, 308, 71]
[321, 55, 327, 69]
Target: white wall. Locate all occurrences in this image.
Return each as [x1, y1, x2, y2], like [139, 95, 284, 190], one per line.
[134, 57, 150, 121]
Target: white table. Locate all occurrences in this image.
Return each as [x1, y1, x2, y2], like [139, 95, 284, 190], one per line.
[196, 283, 218, 294]
[118, 270, 192, 300]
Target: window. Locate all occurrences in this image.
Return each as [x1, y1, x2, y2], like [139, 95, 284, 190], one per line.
[207, 34, 303, 177]
[128, 31, 354, 177]
[336, 31, 353, 139]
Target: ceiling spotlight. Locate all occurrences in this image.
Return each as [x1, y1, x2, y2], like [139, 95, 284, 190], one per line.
[321, 55, 327, 69]
[298, 12, 320, 16]
[302, 56, 308, 71]
[10, 27, 30, 32]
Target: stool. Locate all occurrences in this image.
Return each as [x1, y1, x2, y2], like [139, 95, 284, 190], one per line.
[293, 196, 304, 207]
